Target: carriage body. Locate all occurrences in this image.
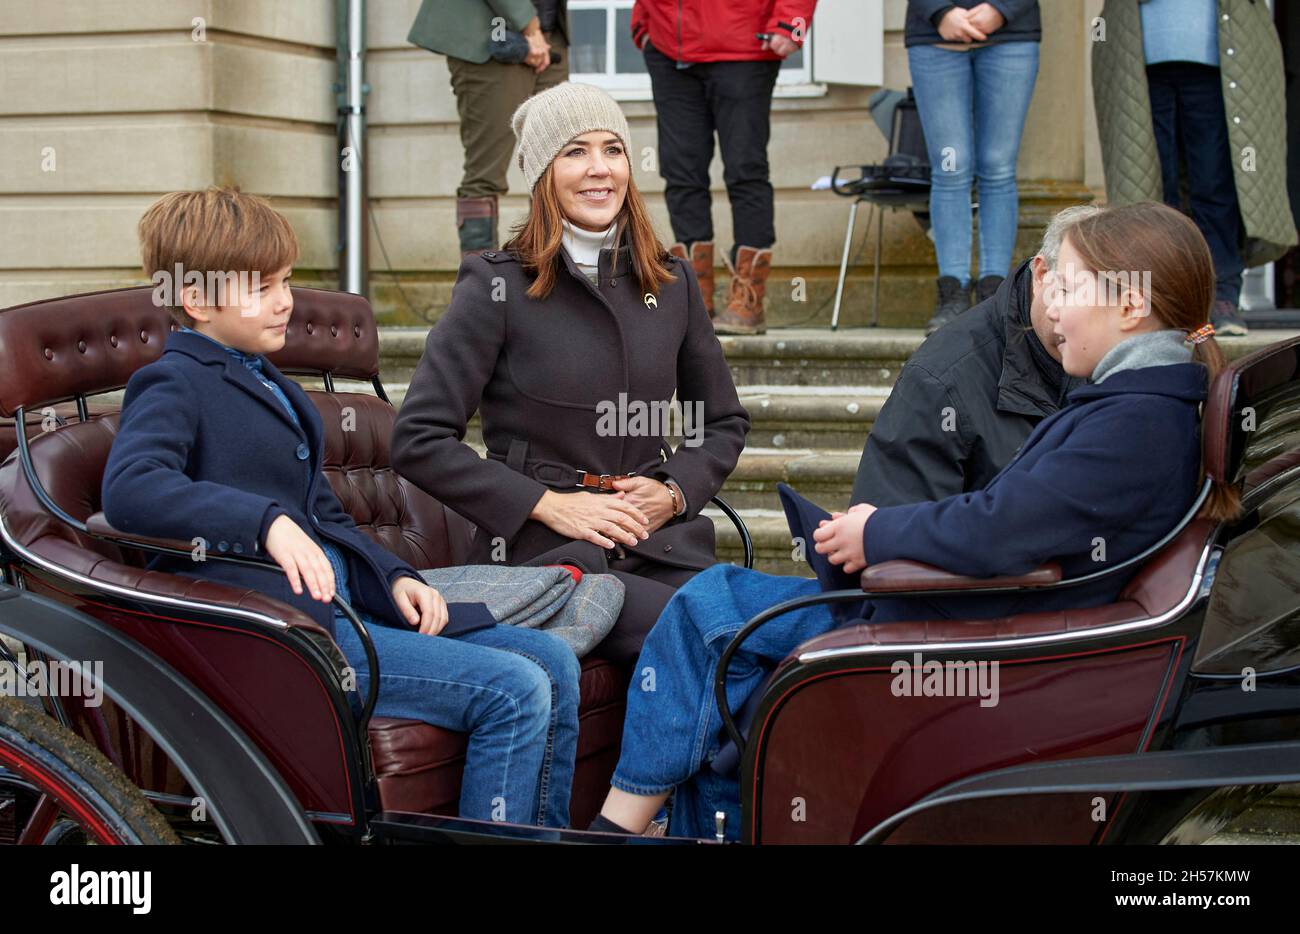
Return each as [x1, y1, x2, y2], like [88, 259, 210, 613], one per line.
[0, 286, 1297, 845]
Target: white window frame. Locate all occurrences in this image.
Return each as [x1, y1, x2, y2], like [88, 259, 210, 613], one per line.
[566, 0, 827, 100]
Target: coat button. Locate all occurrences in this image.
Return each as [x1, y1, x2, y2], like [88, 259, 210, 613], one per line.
[295, 442, 309, 460]
[232, 543, 244, 554]
[483, 251, 495, 258]
[663, 544, 673, 553]
[217, 541, 229, 553]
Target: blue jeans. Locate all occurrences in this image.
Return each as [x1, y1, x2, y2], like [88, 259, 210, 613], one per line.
[610, 564, 834, 840]
[333, 618, 581, 828]
[907, 41, 1040, 283]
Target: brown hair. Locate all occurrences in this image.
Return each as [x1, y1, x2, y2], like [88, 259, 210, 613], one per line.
[503, 162, 675, 300]
[1061, 201, 1239, 522]
[138, 186, 300, 325]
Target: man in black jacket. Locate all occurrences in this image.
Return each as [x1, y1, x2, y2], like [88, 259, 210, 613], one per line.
[850, 204, 1099, 507]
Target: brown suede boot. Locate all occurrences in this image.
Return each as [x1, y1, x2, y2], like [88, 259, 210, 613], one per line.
[713, 245, 771, 335]
[669, 241, 716, 317]
[457, 195, 498, 258]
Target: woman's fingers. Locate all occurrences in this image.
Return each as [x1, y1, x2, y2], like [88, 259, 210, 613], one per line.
[607, 497, 650, 527]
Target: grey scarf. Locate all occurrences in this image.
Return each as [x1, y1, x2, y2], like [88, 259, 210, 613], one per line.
[418, 564, 623, 657]
[1091, 329, 1192, 384]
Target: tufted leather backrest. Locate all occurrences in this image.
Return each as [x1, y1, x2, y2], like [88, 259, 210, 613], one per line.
[309, 391, 472, 570]
[0, 282, 472, 594]
[0, 287, 175, 418]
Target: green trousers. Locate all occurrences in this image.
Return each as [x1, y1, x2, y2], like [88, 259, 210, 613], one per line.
[447, 31, 570, 199]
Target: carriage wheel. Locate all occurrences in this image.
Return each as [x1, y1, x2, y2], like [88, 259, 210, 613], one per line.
[0, 696, 178, 845]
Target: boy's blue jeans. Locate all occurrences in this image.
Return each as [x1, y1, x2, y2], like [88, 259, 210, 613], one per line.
[907, 41, 1040, 283]
[333, 617, 581, 828]
[610, 564, 835, 840]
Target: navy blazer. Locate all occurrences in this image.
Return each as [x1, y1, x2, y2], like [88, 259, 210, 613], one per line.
[862, 362, 1207, 622]
[102, 330, 421, 635]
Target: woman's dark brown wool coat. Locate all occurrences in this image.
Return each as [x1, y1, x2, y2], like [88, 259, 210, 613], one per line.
[390, 243, 750, 662]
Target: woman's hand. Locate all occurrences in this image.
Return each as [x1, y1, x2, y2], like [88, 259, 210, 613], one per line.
[522, 16, 550, 73]
[610, 476, 677, 535]
[530, 489, 650, 549]
[937, 7, 988, 43]
[812, 503, 878, 575]
[966, 3, 1006, 36]
[391, 576, 450, 635]
[265, 514, 335, 603]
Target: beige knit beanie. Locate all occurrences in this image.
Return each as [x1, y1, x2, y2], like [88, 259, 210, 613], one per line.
[510, 82, 632, 192]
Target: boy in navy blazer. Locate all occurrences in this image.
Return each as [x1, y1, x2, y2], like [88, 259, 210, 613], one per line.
[102, 187, 581, 827]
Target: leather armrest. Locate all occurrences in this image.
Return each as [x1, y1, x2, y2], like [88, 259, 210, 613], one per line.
[859, 560, 1062, 593]
[85, 511, 213, 555]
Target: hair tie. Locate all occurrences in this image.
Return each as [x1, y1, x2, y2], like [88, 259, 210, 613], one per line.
[1185, 323, 1215, 345]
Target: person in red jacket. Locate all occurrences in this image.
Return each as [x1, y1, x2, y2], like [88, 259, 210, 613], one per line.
[631, 0, 817, 335]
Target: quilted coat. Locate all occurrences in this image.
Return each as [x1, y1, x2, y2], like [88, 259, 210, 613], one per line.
[1092, 0, 1296, 266]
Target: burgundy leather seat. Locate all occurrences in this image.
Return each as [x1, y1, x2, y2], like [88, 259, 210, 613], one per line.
[0, 286, 629, 826]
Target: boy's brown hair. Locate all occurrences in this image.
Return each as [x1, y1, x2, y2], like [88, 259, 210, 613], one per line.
[138, 186, 300, 325]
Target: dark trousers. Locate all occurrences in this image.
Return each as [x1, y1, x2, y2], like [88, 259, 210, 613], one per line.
[596, 554, 699, 666]
[1146, 61, 1245, 304]
[643, 40, 781, 260]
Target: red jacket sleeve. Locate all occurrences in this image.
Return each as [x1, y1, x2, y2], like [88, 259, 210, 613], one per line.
[630, 1, 649, 49]
[766, 0, 818, 43]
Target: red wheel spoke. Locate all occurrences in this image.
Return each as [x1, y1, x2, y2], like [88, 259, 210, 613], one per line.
[17, 793, 58, 845]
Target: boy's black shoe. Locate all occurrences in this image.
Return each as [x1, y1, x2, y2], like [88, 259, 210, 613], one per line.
[925, 276, 972, 336]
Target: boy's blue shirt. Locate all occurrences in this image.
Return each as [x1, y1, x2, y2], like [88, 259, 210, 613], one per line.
[102, 327, 422, 635]
[861, 362, 1208, 623]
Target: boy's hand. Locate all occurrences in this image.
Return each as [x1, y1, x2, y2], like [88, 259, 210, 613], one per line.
[265, 514, 335, 603]
[812, 504, 878, 575]
[391, 576, 449, 636]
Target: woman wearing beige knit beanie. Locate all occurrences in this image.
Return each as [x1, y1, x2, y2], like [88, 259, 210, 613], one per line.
[392, 81, 750, 666]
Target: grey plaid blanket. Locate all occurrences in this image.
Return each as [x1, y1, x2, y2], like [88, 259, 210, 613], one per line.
[418, 564, 623, 657]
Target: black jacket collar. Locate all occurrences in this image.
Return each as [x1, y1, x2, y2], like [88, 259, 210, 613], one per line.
[995, 259, 1083, 418]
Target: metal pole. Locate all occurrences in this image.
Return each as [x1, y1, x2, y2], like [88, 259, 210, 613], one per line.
[337, 0, 368, 296]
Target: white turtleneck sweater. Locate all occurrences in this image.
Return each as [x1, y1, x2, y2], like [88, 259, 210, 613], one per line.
[557, 216, 688, 517]
[561, 218, 617, 283]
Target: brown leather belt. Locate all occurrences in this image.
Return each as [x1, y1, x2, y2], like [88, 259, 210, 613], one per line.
[575, 470, 636, 491]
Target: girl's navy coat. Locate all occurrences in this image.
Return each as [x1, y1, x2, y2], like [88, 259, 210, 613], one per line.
[101, 330, 421, 635]
[862, 362, 1208, 622]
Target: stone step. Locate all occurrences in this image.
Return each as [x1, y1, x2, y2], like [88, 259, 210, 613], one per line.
[718, 447, 858, 511]
[375, 327, 924, 390]
[708, 510, 813, 577]
[375, 325, 1297, 397]
[737, 387, 885, 450]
